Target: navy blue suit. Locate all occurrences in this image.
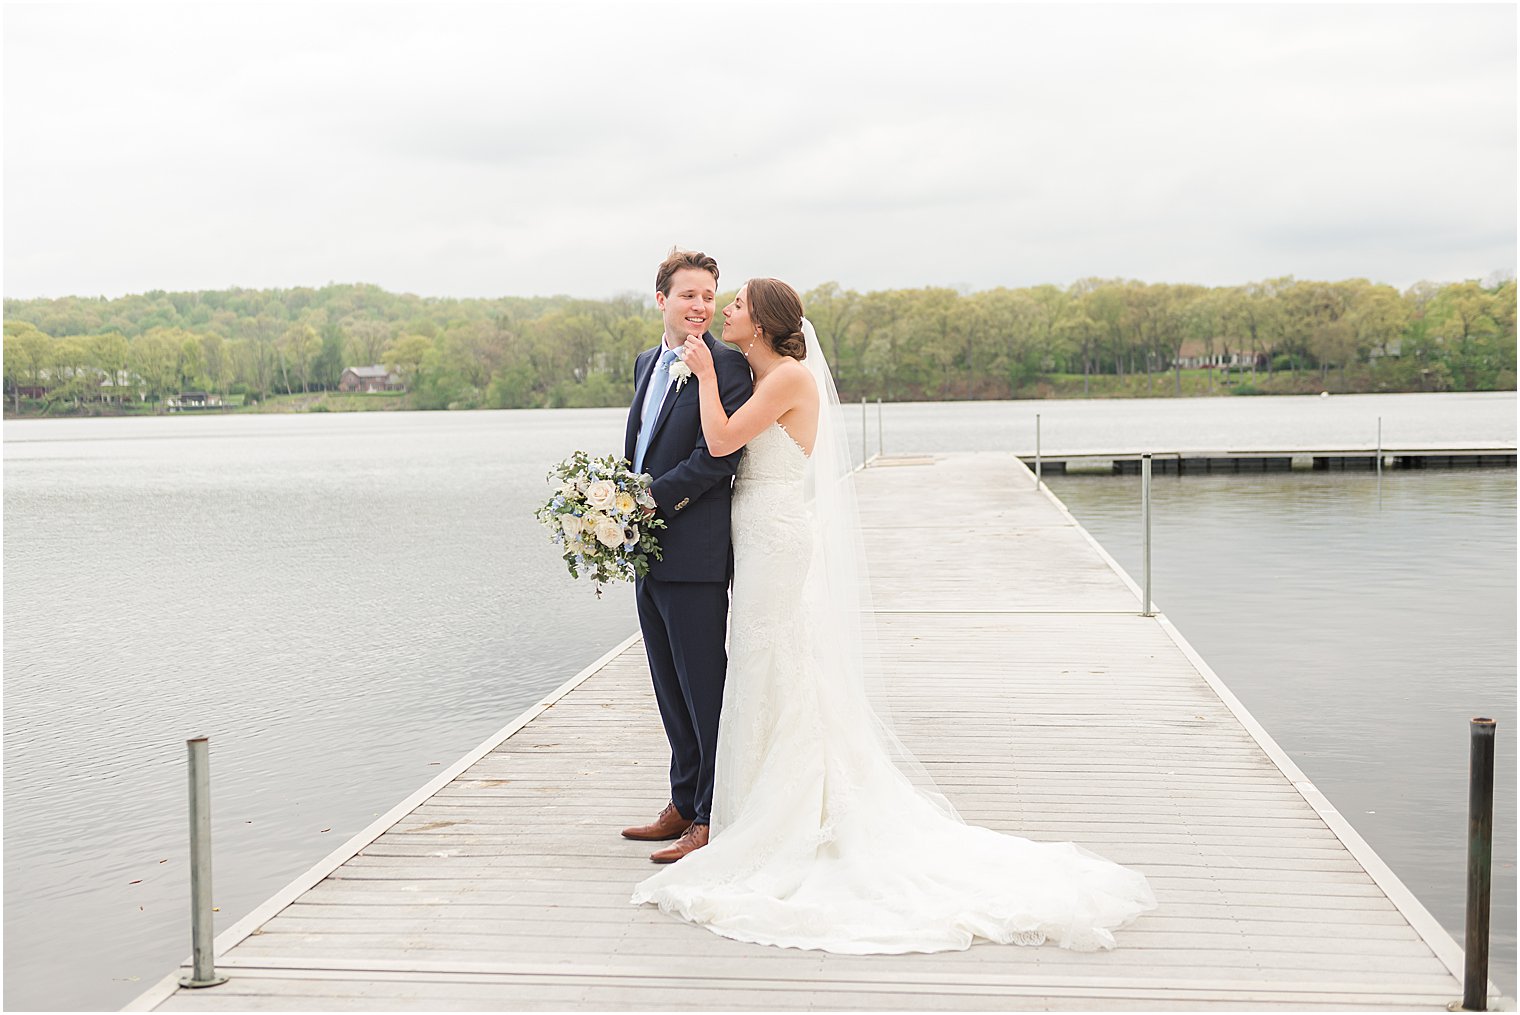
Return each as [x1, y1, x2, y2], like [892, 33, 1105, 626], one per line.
[625, 333, 752, 825]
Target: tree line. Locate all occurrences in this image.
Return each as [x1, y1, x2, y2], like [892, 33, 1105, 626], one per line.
[4, 275, 1514, 414]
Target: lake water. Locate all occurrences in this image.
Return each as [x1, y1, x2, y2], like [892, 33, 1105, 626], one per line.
[3, 391, 1515, 1010]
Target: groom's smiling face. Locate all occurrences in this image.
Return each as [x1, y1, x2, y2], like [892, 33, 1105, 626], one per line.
[656, 267, 717, 347]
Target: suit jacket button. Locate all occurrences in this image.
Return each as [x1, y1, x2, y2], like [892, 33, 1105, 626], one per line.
[675, 498, 690, 511]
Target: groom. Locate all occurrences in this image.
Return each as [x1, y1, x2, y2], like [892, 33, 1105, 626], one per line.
[621, 248, 753, 863]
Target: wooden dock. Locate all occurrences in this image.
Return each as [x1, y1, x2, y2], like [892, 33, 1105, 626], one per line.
[129, 452, 1490, 1011]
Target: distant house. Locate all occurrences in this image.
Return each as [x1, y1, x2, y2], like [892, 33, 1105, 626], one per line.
[13, 367, 52, 400]
[339, 365, 403, 393]
[99, 370, 145, 403]
[165, 391, 225, 412]
[1174, 341, 1263, 370]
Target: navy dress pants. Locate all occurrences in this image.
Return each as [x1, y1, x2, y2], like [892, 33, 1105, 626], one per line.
[635, 576, 729, 825]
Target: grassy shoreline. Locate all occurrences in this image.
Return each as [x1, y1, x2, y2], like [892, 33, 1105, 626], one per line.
[5, 369, 1511, 419]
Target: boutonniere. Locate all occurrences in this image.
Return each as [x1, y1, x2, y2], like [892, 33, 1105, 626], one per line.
[669, 355, 694, 391]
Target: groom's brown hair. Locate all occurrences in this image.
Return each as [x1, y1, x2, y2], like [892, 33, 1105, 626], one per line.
[656, 248, 719, 295]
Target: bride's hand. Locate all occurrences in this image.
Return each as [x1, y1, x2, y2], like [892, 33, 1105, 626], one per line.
[681, 335, 715, 382]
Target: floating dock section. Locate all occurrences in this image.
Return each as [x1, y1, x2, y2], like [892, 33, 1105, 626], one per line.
[1023, 444, 1517, 474]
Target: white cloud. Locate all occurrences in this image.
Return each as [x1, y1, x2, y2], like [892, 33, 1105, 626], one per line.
[4, 2, 1514, 299]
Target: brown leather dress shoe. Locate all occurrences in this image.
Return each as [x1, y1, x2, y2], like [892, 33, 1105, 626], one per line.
[649, 822, 709, 863]
[621, 802, 694, 841]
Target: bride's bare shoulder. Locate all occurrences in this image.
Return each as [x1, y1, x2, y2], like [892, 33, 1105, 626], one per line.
[786, 359, 820, 405]
[755, 359, 815, 413]
[777, 358, 813, 388]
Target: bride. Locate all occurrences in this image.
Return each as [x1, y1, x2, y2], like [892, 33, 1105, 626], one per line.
[631, 278, 1156, 954]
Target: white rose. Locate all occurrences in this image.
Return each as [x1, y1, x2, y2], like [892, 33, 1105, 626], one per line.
[614, 491, 636, 514]
[582, 511, 605, 530]
[669, 358, 693, 390]
[560, 514, 584, 537]
[594, 517, 625, 548]
[585, 479, 617, 510]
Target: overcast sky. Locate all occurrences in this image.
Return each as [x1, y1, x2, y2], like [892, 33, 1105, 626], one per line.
[4, 2, 1515, 301]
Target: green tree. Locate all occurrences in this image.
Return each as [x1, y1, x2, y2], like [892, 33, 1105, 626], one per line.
[199, 332, 231, 395]
[4, 323, 54, 411]
[315, 323, 346, 390]
[179, 335, 209, 391]
[130, 329, 184, 409]
[1240, 278, 1291, 377]
[344, 318, 392, 368]
[234, 314, 281, 399]
[412, 341, 475, 409]
[278, 323, 321, 394]
[1428, 280, 1507, 389]
[50, 337, 99, 408]
[803, 283, 860, 387]
[90, 332, 132, 404]
[486, 362, 537, 409]
[382, 334, 433, 391]
[1349, 283, 1409, 363]
[1077, 280, 1126, 390]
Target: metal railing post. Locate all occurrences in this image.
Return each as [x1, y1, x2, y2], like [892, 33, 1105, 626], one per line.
[1461, 718, 1496, 1011]
[1035, 413, 1042, 489]
[180, 737, 228, 989]
[1378, 417, 1383, 481]
[861, 397, 868, 463]
[1141, 453, 1154, 617]
[876, 398, 883, 457]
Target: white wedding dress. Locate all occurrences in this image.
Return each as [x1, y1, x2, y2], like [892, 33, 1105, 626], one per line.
[631, 418, 1157, 954]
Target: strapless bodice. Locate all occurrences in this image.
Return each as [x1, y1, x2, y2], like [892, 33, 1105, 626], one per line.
[735, 423, 808, 487]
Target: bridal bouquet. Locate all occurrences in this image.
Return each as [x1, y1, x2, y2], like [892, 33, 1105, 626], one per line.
[535, 451, 664, 596]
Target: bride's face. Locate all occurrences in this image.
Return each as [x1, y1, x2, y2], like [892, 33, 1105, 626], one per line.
[722, 287, 756, 344]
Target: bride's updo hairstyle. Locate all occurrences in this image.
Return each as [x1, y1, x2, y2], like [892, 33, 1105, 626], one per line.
[746, 278, 807, 361]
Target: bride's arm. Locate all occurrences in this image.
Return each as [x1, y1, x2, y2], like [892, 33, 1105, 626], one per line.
[682, 337, 808, 457]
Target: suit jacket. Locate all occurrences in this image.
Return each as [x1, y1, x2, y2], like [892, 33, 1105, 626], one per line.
[625, 333, 753, 582]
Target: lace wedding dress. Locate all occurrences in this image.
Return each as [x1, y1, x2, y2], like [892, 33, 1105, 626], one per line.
[631, 420, 1156, 954]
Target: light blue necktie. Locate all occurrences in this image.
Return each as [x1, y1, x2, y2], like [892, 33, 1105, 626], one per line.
[633, 348, 680, 473]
